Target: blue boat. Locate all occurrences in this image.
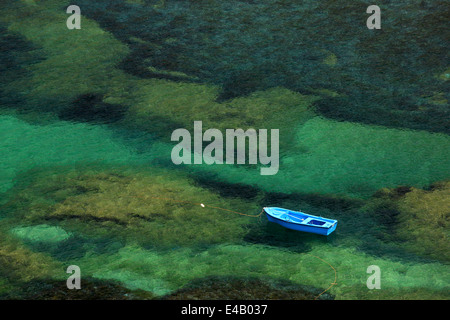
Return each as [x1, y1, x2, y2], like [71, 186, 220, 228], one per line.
[264, 207, 338, 236]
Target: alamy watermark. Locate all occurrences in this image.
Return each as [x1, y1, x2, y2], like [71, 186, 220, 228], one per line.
[66, 265, 81, 289]
[171, 121, 279, 175]
[66, 5, 81, 29]
[366, 265, 381, 289]
[366, 5, 381, 29]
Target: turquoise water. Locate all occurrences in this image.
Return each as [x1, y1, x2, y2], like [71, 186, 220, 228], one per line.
[0, 0, 448, 300]
[0, 115, 156, 194]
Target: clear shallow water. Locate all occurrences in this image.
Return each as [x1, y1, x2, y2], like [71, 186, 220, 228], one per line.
[0, 0, 448, 300]
[0, 115, 157, 194]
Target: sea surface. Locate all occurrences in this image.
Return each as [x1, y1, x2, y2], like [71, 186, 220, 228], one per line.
[0, 0, 448, 300]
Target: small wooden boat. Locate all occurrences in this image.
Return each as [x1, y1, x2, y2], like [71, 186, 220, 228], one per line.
[264, 207, 338, 236]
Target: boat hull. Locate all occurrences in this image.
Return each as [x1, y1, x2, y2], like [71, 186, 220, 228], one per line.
[264, 208, 337, 236]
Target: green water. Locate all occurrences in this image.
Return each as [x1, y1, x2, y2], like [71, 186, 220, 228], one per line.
[0, 115, 156, 194]
[0, 0, 448, 300]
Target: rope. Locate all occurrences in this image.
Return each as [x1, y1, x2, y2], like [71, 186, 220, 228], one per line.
[201, 204, 264, 218]
[305, 254, 338, 300]
[135, 195, 265, 218]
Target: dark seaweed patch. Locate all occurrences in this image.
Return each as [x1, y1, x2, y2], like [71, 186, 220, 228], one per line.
[161, 275, 333, 300]
[42, 214, 128, 226]
[0, 25, 44, 109]
[261, 191, 363, 212]
[76, 0, 449, 133]
[58, 93, 127, 124]
[191, 173, 260, 200]
[1, 277, 153, 300]
[243, 221, 314, 253]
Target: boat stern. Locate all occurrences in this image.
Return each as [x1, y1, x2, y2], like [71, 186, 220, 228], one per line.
[326, 221, 338, 235]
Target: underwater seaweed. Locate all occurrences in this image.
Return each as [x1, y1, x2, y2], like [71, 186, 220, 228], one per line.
[1, 277, 154, 300]
[161, 275, 334, 300]
[1, 165, 259, 247]
[0, 0, 448, 301]
[0, 227, 63, 294]
[77, 0, 449, 133]
[363, 181, 450, 262]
